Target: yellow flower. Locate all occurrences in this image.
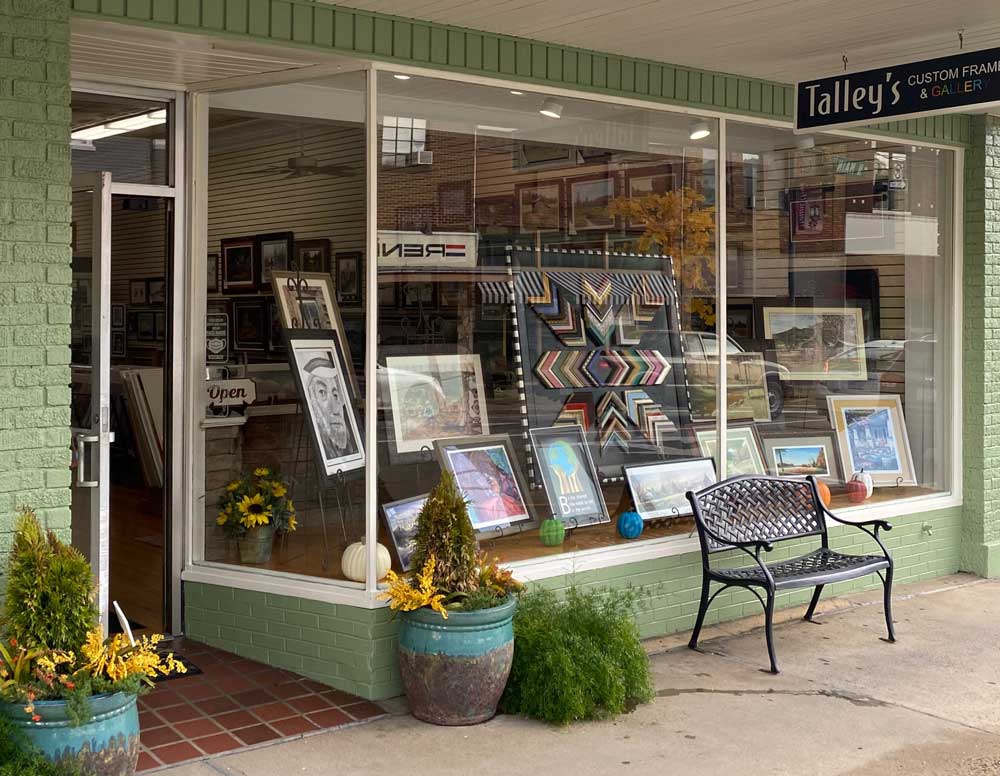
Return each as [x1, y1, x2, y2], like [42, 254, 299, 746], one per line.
[216, 513, 228, 526]
[254, 467, 270, 477]
[288, 515, 297, 531]
[271, 482, 287, 498]
[238, 493, 271, 528]
[378, 555, 447, 618]
[226, 480, 240, 492]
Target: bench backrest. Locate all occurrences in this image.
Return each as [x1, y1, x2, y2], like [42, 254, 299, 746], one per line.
[686, 475, 825, 554]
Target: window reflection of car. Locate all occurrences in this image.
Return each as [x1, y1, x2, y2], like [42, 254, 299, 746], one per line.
[683, 331, 790, 417]
[820, 336, 935, 397]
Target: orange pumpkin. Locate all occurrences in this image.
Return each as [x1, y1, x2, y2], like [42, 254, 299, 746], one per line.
[815, 479, 832, 507]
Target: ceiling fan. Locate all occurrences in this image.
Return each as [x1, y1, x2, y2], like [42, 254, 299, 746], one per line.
[241, 125, 357, 179]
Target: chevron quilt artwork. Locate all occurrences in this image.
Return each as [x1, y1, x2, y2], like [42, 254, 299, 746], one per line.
[534, 349, 672, 389]
[596, 392, 631, 453]
[530, 278, 586, 347]
[623, 388, 678, 444]
[554, 392, 595, 430]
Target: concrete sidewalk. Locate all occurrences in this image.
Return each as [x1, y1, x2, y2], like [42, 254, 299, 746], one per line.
[158, 574, 1000, 776]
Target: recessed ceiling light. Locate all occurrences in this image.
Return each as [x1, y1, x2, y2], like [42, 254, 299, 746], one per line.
[393, 74, 411, 80]
[539, 98, 563, 119]
[509, 90, 524, 95]
[477, 124, 518, 133]
[71, 109, 168, 141]
[689, 120, 711, 141]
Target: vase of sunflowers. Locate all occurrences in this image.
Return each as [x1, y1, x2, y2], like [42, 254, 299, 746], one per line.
[379, 472, 522, 726]
[216, 467, 297, 565]
[1, 508, 186, 776]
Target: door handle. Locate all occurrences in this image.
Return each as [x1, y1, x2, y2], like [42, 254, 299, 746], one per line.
[75, 433, 99, 488]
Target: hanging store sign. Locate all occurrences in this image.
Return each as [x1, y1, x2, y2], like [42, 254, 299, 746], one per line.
[795, 46, 1000, 132]
[376, 231, 478, 268]
[206, 379, 256, 408]
[205, 312, 229, 364]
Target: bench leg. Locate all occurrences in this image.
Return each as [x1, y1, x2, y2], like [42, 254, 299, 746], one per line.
[689, 575, 711, 650]
[804, 584, 824, 622]
[883, 566, 896, 642]
[764, 589, 779, 674]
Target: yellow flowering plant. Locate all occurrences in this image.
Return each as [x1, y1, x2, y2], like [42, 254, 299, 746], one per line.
[216, 467, 297, 540]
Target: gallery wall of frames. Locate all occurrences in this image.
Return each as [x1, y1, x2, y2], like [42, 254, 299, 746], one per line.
[196, 71, 957, 587]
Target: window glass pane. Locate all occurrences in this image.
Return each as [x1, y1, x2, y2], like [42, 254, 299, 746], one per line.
[724, 124, 953, 505]
[71, 92, 171, 185]
[376, 73, 718, 566]
[201, 72, 368, 583]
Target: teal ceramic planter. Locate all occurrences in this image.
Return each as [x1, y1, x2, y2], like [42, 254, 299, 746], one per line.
[2, 692, 139, 776]
[398, 596, 516, 726]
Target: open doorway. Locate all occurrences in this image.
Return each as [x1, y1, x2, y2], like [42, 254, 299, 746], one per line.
[70, 91, 175, 634]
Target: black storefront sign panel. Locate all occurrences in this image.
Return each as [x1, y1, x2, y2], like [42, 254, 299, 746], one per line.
[795, 47, 1000, 132]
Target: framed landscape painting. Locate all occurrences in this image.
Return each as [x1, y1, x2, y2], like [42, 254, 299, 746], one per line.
[760, 431, 843, 484]
[827, 395, 915, 486]
[696, 426, 767, 477]
[382, 494, 427, 571]
[762, 306, 867, 381]
[625, 457, 716, 520]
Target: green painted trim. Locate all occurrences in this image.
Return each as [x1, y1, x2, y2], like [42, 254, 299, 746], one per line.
[70, 0, 970, 145]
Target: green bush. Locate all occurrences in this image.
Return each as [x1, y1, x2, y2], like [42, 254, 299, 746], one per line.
[500, 586, 654, 725]
[0, 714, 81, 776]
[2, 506, 97, 651]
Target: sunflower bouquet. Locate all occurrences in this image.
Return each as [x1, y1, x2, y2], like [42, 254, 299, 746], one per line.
[216, 467, 297, 540]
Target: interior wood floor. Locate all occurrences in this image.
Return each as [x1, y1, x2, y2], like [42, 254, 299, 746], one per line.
[109, 484, 164, 633]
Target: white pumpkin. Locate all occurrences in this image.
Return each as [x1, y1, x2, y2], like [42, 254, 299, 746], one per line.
[853, 470, 874, 498]
[341, 539, 392, 582]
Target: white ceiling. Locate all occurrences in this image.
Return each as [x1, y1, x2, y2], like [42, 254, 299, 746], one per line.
[331, 0, 1000, 83]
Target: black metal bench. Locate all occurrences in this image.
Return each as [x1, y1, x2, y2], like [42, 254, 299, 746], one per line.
[685, 475, 895, 674]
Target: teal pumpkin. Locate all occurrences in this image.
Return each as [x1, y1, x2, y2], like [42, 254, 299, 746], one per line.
[539, 518, 566, 546]
[617, 511, 643, 540]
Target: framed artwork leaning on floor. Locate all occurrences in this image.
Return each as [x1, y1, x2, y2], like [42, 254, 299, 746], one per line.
[827, 394, 915, 486]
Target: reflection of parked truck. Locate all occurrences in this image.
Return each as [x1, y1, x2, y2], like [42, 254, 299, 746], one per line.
[682, 331, 790, 417]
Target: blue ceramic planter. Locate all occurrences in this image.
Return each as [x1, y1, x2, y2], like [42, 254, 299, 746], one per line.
[398, 596, 516, 726]
[2, 692, 140, 776]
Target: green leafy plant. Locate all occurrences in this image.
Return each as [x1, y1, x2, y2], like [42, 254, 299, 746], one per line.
[2, 507, 96, 652]
[500, 586, 654, 724]
[410, 470, 479, 594]
[0, 713, 81, 776]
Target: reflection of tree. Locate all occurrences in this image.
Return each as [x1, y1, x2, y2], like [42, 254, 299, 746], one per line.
[609, 186, 717, 306]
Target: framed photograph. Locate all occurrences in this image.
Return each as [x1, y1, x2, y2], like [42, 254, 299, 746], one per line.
[571, 176, 616, 231]
[233, 299, 267, 352]
[689, 352, 771, 424]
[381, 494, 427, 572]
[110, 330, 126, 358]
[136, 311, 156, 341]
[207, 253, 220, 294]
[826, 395, 915, 486]
[335, 251, 362, 304]
[475, 195, 516, 232]
[385, 353, 489, 455]
[516, 182, 561, 233]
[759, 431, 843, 484]
[762, 306, 867, 381]
[129, 280, 147, 305]
[695, 426, 767, 477]
[147, 277, 166, 305]
[435, 434, 534, 532]
[221, 237, 257, 293]
[288, 336, 365, 476]
[294, 239, 330, 274]
[625, 457, 716, 520]
[267, 299, 285, 356]
[529, 424, 609, 528]
[626, 167, 675, 228]
[257, 232, 293, 285]
[154, 311, 166, 341]
[111, 304, 125, 330]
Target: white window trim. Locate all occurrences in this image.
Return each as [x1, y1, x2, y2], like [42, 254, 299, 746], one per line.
[169, 57, 965, 611]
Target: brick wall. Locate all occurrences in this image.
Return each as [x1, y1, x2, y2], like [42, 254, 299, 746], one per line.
[0, 0, 73, 605]
[186, 504, 961, 700]
[961, 114, 1000, 577]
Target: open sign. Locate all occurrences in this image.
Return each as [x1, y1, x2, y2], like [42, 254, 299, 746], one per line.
[206, 379, 256, 408]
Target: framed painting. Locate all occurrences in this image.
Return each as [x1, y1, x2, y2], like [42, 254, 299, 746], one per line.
[695, 425, 766, 477]
[207, 253, 220, 294]
[111, 304, 125, 330]
[381, 494, 427, 572]
[232, 300, 267, 352]
[826, 394, 915, 486]
[288, 335, 365, 476]
[384, 352, 489, 455]
[529, 424, 609, 528]
[110, 330, 126, 358]
[626, 167, 675, 229]
[129, 280, 147, 305]
[221, 237, 257, 293]
[136, 311, 156, 341]
[759, 430, 843, 484]
[625, 457, 716, 520]
[335, 251, 362, 304]
[762, 306, 867, 381]
[516, 181, 561, 233]
[147, 277, 166, 305]
[293, 238, 329, 274]
[570, 176, 616, 231]
[435, 434, 534, 532]
[257, 231, 293, 285]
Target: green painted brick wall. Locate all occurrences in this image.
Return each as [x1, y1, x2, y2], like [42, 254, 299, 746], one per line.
[961, 113, 1000, 577]
[0, 0, 74, 607]
[186, 505, 961, 701]
[69, 0, 969, 146]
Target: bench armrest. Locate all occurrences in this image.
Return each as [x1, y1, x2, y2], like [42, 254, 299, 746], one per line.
[821, 506, 892, 559]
